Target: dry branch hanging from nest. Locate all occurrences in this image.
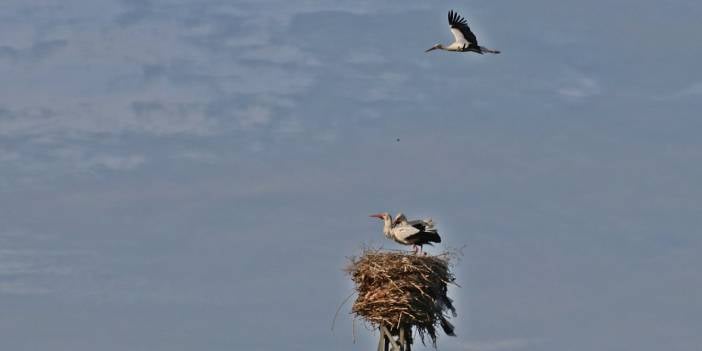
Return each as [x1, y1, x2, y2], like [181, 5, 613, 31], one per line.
[346, 249, 458, 347]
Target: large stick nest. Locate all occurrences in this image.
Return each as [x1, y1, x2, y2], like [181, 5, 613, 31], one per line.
[346, 249, 458, 346]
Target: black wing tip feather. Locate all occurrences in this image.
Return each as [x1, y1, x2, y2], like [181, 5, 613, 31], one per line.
[448, 10, 467, 27]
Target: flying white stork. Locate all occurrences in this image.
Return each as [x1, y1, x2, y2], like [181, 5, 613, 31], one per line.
[369, 212, 442, 255]
[425, 10, 500, 54]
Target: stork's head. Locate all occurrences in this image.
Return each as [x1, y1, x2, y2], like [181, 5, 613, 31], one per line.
[369, 212, 390, 221]
[425, 43, 443, 52]
[370, 212, 393, 234]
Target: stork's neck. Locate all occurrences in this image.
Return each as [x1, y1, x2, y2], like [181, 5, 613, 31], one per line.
[382, 217, 394, 238]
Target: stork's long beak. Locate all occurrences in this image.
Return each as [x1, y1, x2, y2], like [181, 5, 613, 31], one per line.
[369, 213, 384, 219]
[425, 45, 439, 53]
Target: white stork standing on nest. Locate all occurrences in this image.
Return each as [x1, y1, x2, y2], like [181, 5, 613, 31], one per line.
[369, 212, 442, 255]
[425, 10, 500, 54]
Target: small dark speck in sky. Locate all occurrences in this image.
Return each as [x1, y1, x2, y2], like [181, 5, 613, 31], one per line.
[396, 138, 400, 142]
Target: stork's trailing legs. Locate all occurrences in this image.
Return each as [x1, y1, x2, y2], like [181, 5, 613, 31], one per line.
[480, 46, 501, 54]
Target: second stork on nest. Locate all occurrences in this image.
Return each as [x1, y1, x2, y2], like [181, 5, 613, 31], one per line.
[370, 212, 442, 255]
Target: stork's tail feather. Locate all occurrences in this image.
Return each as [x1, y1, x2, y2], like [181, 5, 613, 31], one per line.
[425, 231, 441, 243]
[481, 47, 501, 54]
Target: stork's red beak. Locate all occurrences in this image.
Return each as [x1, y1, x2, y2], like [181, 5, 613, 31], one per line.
[369, 213, 384, 219]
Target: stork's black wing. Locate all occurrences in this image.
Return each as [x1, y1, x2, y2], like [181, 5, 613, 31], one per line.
[405, 231, 442, 245]
[411, 222, 431, 232]
[448, 10, 478, 46]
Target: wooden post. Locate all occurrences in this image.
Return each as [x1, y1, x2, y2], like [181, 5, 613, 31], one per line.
[398, 327, 412, 351]
[377, 325, 413, 351]
[403, 326, 412, 351]
[378, 325, 402, 351]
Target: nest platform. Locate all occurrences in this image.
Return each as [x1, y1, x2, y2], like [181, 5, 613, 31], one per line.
[346, 249, 457, 349]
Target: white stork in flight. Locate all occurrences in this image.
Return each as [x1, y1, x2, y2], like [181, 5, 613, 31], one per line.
[369, 212, 442, 255]
[425, 10, 500, 54]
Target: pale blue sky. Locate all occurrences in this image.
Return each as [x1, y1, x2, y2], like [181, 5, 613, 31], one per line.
[1, 1, 701, 350]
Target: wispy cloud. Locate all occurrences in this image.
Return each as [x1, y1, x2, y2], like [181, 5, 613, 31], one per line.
[86, 154, 146, 171]
[0, 148, 19, 162]
[364, 72, 411, 102]
[51, 148, 146, 171]
[0, 0, 444, 184]
[0, 231, 83, 296]
[557, 75, 601, 99]
[661, 81, 702, 100]
[346, 52, 387, 65]
[0, 40, 68, 62]
[172, 150, 218, 163]
[0, 1, 324, 147]
[238, 105, 273, 130]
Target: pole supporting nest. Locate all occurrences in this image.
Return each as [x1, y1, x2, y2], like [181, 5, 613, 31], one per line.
[377, 325, 411, 351]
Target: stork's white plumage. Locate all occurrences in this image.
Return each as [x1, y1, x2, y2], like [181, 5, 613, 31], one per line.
[370, 212, 442, 254]
[425, 10, 500, 54]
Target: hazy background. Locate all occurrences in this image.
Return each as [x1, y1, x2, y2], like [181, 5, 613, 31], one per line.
[1, 0, 701, 350]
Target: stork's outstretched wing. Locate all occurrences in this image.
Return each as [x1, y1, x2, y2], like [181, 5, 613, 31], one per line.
[408, 219, 436, 233]
[393, 213, 407, 226]
[448, 10, 478, 46]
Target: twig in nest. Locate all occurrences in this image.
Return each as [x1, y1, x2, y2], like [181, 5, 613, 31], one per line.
[331, 290, 356, 332]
